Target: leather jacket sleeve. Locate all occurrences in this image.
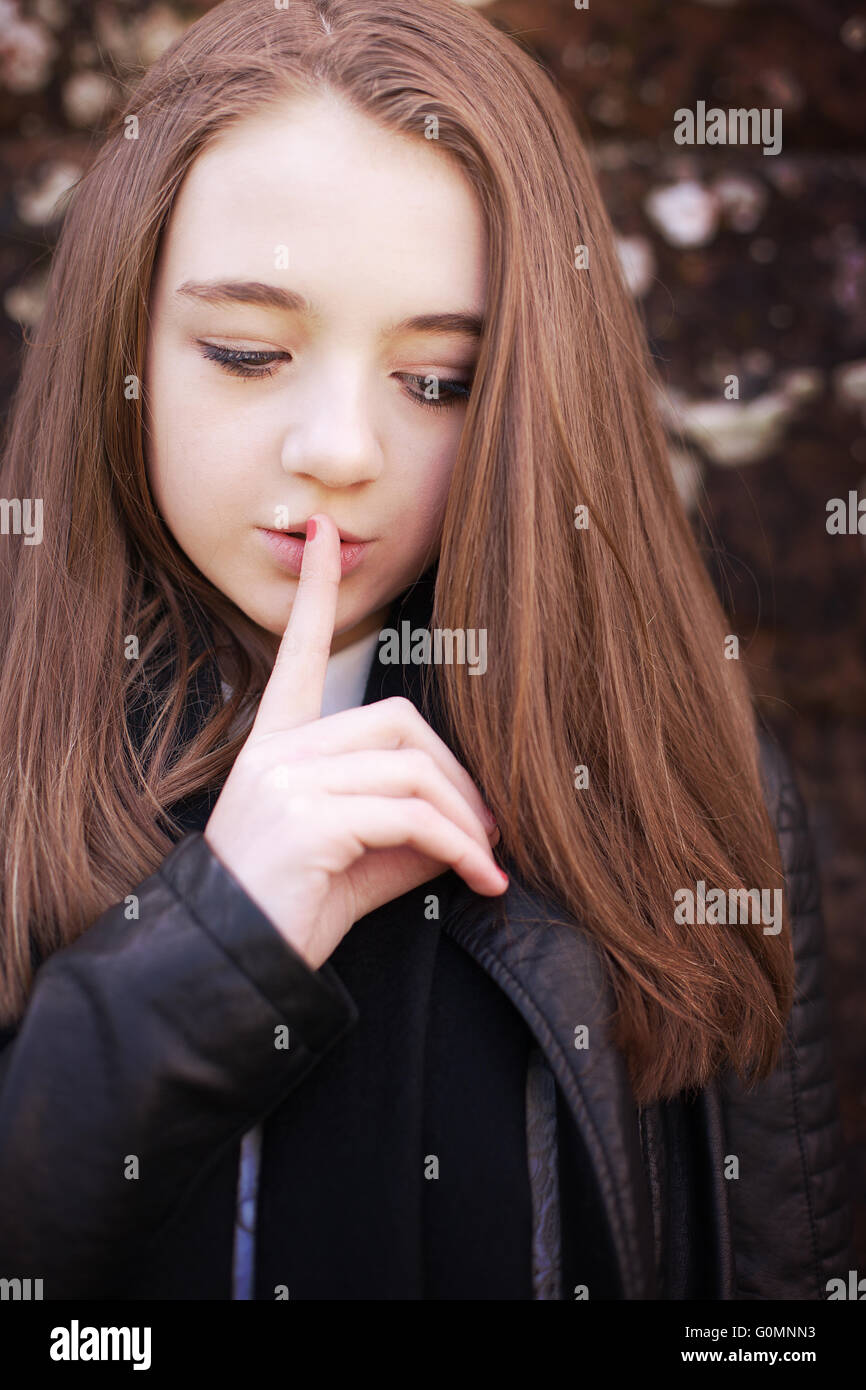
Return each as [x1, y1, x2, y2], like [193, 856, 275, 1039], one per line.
[0, 831, 359, 1298]
[718, 734, 855, 1299]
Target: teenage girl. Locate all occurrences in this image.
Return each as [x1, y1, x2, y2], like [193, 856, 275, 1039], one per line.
[0, 0, 852, 1299]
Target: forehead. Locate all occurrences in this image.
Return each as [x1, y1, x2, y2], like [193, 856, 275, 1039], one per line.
[157, 92, 488, 317]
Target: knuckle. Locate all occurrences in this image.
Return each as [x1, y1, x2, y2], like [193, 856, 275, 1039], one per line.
[404, 746, 434, 781]
[387, 694, 416, 721]
[405, 797, 430, 829]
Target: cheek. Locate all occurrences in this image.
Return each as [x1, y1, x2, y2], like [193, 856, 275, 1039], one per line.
[420, 426, 462, 508]
[148, 430, 237, 565]
[148, 376, 252, 527]
[390, 432, 461, 548]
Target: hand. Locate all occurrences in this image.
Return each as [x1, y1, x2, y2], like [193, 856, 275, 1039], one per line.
[203, 513, 506, 969]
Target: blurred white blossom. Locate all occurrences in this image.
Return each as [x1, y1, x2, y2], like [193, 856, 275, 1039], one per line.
[615, 235, 656, 297]
[659, 387, 796, 466]
[0, 2, 58, 92]
[644, 180, 721, 248]
[62, 70, 115, 127]
[136, 5, 188, 65]
[668, 446, 703, 513]
[4, 273, 49, 328]
[712, 173, 768, 233]
[778, 367, 824, 402]
[833, 360, 866, 406]
[14, 160, 81, 225]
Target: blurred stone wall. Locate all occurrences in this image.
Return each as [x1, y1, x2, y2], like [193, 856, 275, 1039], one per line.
[1, 0, 864, 1266]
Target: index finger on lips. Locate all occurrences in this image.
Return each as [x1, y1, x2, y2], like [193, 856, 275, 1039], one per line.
[251, 512, 341, 738]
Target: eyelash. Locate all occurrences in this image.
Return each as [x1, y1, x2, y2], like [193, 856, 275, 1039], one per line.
[197, 343, 472, 411]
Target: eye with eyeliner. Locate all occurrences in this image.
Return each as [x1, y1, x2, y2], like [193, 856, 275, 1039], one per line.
[196, 341, 472, 410]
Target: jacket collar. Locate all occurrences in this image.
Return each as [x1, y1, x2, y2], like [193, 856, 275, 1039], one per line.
[164, 564, 660, 1298]
[440, 883, 659, 1297]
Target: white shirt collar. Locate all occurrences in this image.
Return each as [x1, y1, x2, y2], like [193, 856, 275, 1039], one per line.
[220, 624, 381, 718]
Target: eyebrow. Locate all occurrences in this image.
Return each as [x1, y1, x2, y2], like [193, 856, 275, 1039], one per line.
[173, 279, 484, 340]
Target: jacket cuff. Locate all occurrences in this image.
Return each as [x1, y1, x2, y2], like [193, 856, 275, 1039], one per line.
[157, 831, 358, 1053]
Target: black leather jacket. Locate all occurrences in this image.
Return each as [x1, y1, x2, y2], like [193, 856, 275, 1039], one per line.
[0, 595, 854, 1299]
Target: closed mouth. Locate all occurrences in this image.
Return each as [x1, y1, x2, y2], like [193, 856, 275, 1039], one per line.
[266, 524, 370, 544]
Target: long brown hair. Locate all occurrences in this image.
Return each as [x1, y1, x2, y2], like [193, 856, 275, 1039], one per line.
[0, 0, 792, 1102]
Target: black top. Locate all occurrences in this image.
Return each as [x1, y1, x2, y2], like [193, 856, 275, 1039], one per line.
[253, 889, 536, 1299]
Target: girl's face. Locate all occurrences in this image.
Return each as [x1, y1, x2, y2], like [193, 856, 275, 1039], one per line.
[144, 91, 487, 658]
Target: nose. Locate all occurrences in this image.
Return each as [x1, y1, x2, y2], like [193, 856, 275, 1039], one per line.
[279, 357, 384, 489]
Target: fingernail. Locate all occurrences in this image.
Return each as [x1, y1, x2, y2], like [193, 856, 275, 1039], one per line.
[306, 517, 318, 541]
[482, 803, 498, 829]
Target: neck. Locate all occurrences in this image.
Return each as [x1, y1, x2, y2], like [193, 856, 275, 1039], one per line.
[217, 602, 390, 690]
[328, 603, 391, 657]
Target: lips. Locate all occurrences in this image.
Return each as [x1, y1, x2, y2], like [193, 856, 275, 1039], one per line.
[258, 524, 371, 577]
[274, 521, 368, 544]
